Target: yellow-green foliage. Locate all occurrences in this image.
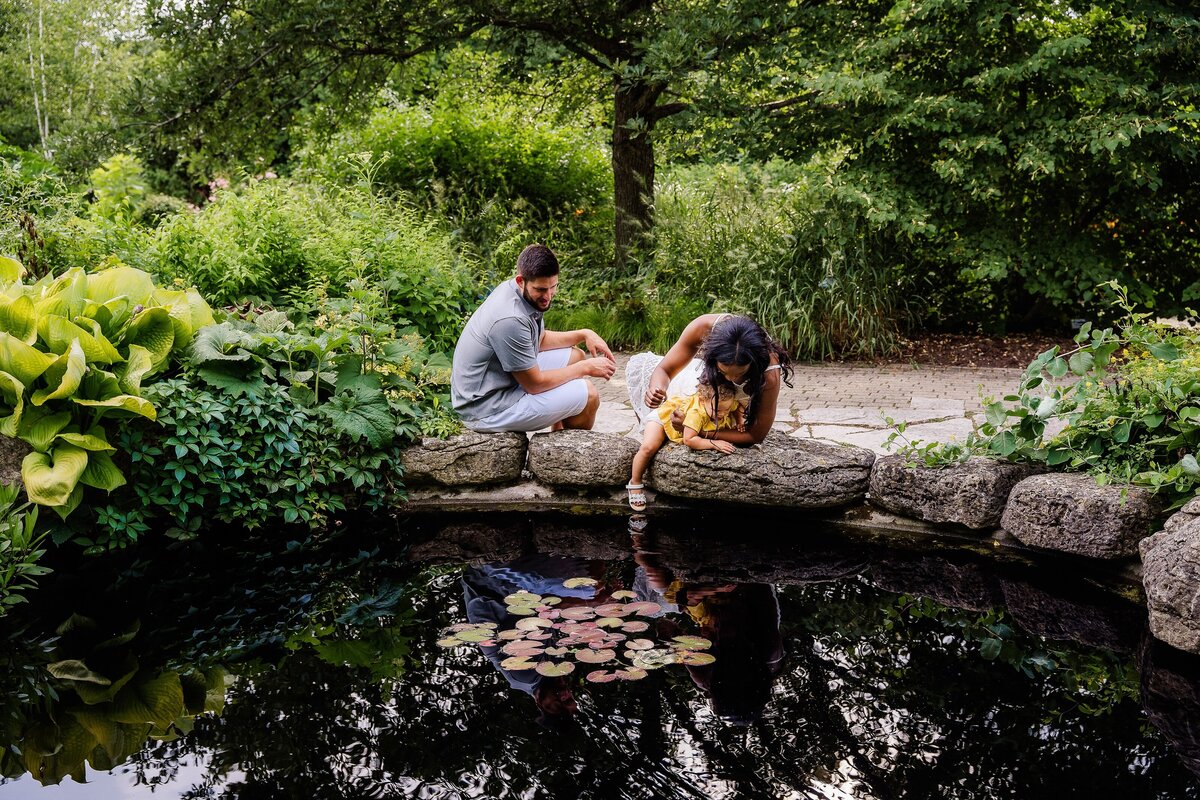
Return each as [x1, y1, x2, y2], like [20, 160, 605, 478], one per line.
[0, 260, 213, 516]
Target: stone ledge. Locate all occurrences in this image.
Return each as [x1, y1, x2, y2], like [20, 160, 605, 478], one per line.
[869, 455, 1033, 530]
[1001, 473, 1160, 559]
[1141, 518, 1200, 654]
[648, 432, 875, 508]
[400, 431, 527, 486]
[527, 430, 637, 488]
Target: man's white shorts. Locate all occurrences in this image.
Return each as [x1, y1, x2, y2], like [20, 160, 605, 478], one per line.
[467, 348, 590, 432]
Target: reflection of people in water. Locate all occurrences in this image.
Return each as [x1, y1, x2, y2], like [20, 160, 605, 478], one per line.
[634, 536, 786, 725]
[460, 554, 603, 726]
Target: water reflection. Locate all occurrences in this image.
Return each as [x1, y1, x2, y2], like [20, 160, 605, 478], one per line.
[0, 512, 1197, 798]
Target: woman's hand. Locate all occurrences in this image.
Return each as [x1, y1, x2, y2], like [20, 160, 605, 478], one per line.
[710, 439, 736, 454]
[644, 385, 667, 408]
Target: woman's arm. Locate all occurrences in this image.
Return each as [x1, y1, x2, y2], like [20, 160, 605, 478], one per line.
[709, 369, 782, 445]
[644, 314, 723, 408]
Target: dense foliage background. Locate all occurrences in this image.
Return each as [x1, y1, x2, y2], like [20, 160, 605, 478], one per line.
[0, 0, 1198, 603]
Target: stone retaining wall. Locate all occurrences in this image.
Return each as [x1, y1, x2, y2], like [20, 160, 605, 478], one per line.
[400, 429, 1197, 657]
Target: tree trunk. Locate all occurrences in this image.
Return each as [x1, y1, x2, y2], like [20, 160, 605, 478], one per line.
[611, 80, 663, 274]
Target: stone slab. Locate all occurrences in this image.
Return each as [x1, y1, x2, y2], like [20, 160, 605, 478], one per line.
[400, 431, 527, 486]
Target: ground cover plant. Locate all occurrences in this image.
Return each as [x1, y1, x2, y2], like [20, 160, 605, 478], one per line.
[887, 283, 1200, 509]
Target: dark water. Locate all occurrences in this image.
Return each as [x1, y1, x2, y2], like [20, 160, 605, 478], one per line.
[1, 511, 1199, 799]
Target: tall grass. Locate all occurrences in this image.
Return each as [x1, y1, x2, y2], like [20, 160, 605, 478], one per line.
[650, 160, 914, 360]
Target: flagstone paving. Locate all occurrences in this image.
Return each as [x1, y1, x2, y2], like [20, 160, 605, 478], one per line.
[592, 355, 1026, 454]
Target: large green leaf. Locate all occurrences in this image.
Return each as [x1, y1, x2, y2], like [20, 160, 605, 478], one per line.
[31, 339, 87, 406]
[84, 265, 156, 306]
[110, 672, 185, 729]
[119, 344, 153, 394]
[48, 659, 112, 685]
[90, 296, 132, 342]
[0, 294, 36, 344]
[0, 369, 25, 437]
[0, 332, 57, 385]
[126, 307, 175, 370]
[191, 323, 253, 363]
[39, 315, 122, 363]
[79, 450, 125, 491]
[18, 409, 72, 452]
[0, 255, 23, 284]
[154, 288, 216, 344]
[35, 268, 88, 319]
[73, 394, 157, 420]
[22, 443, 89, 506]
[322, 387, 394, 446]
[57, 428, 115, 452]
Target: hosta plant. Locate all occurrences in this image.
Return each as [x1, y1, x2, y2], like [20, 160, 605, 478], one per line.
[0, 258, 213, 516]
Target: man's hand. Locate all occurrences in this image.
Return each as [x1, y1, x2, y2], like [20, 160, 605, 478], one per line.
[583, 330, 614, 361]
[581, 356, 616, 380]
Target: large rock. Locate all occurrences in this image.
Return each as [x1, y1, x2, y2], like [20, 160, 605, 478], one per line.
[1141, 518, 1200, 653]
[527, 430, 638, 488]
[0, 436, 28, 487]
[1000, 473, 1160, 559]
[400, 431, 527, 486]
[869, 455, 1031, 530]
[646, 432, 874, 508]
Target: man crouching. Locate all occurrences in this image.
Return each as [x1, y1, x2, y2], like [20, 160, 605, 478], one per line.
[451, 244, 615, 432]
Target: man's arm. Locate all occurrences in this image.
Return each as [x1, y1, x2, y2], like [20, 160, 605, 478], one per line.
[540, 328, 614, 360]
[511, 356, 614, 395]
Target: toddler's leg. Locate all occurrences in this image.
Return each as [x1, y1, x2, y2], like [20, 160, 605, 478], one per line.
[631, 422, 667, 486]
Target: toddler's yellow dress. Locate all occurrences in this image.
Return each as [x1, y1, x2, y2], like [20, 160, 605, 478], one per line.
[654, 394, 740, 443]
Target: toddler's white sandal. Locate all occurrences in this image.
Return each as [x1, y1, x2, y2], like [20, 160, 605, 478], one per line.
[625, 483, 647, 512]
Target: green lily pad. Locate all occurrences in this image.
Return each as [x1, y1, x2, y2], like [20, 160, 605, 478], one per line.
[535, 661, 574, 677]
[505, 592, 541, 605]
[506, 605, 537, 616]
[672, 635, 712, 650]
[501, 657, 536, 671]
[610, 590, 637, 600]
[615, 668, 648, 681]
[541, 597, 562, 606]
[596, 617, 623, 629]
[562, 577, 597, 589]
[679, 652, 716, 666]
[497, 629, 524, 640]
[456, 629, 494, 643]
[436, 637, 463, 648]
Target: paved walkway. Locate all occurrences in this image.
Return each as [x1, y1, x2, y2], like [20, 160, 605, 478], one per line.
[593, 355, 1025, 453]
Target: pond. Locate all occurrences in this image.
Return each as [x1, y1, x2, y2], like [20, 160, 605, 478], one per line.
[0, 511, 1198, 799]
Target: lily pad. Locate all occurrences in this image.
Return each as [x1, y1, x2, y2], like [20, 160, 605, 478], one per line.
[679, 652, 716, 666]
[576, 649, 616, 664]
[624, 602, 663, 617]
[525, 631, 552, 641]
[615, 668, 648, 681]
[621, 621, 650, 633]
[436, 637, 463, 648]
[560, 608, 596, 621]
[595, 603, 629, 617]
[497, 629, 524, 640]
[537, 610, 561, 620]
[501, 642, 543, 656]
[456, 629, 494, 643]
[515, 617, 553, 631]
[545, 647, 569, 657]
[610, 590, 637, 600]
[542, 597, 562, 606]
[505, 592, 542, 605]
[506, 606, 538, 616]
[586, 670, 617, 684]
[535, 661, 575, 677]
[501, 657, 537, 671]
[562, 577, 597, 589]
[626, 638, 656, 651]
[596, 617, 624, 629]
[672, 635, 712, 650]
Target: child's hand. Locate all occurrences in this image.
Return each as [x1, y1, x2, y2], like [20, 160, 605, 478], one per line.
[711, 440, 736, 454]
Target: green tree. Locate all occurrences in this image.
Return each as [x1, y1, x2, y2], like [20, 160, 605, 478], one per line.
[735, 0, 1200, 327]
[0, 0, 145, 171]
[135, 0, 814, 271]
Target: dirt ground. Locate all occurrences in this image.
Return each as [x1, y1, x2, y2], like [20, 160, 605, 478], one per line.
[855, 331, 1076, 369]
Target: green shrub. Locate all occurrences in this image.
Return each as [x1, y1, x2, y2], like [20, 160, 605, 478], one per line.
[888, 283, 1200, 510]
[0, 482, 47, 615]
[309, 102, 610, 214]
[153, 179, 476, 348]
[651, 159, 914, 360]
[0, 262, 213, 518]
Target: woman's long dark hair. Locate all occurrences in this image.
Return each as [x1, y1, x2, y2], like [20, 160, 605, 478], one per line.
[699, 316, 793, 428]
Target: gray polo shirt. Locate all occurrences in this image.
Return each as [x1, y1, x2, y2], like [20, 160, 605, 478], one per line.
[451, 279, 545, 422]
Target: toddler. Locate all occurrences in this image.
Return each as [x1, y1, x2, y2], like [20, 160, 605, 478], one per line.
[626, 382, 745, 510]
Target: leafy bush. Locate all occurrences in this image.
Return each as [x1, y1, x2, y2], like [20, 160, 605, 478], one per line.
[94, 302, 457, 547]
[152, 178, 476, 347]
[309, 101, 610, 214]
[0, 262, 212, 517]
[650, 159, 914, 359]
[0, 483, 47, 615]
[888, 283, 1200, 510]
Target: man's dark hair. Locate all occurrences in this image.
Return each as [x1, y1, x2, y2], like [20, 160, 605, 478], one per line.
[517, 244, 560, 279]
